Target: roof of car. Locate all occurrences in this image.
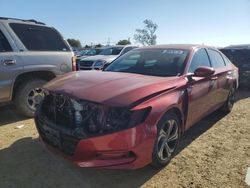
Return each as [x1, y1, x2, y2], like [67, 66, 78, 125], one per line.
[139, 44, 212, 50]
[104, 45, 137, 48]
[222, 44, 250, 50]
[0, 17, 45, 25]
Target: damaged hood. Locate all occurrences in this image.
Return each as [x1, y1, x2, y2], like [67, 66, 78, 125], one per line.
[45, 71, 183, 107]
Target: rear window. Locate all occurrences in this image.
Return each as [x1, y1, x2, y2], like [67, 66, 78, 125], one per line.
[10, 23, 70, 51]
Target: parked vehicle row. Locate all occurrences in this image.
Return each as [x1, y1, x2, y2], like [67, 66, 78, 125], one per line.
[77, 45, 137, 70]
[35, 44, 238, 169]
[0, 17, 74, 116]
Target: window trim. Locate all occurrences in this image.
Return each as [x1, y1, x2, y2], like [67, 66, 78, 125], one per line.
[187, 48, 212, 73]
[207, 48, 226, 68]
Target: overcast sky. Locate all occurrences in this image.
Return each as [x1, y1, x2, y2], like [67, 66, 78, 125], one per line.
[1, 0, 250, 47]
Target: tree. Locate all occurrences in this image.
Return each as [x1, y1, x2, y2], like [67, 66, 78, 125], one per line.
[95, 44, 103, 48]
[134, 19, 158, 46]
[84, 45, 91, 48]
[117, 39, 131, 45]
[67, 39, 82, 48]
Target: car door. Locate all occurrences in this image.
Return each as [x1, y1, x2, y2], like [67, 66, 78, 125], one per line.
[0, 28, 23, 102]
[185, 48, 217, 130]
[206, 49, 230, 107]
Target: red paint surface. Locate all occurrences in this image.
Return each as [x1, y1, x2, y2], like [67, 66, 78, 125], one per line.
[38, 44, 238, 169]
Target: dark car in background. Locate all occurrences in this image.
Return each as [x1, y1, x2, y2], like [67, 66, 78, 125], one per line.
[35, 44, 238, 169]
[220, 44, 250, 89]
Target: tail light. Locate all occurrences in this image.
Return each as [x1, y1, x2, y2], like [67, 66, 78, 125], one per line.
[72, 56, 77, 71]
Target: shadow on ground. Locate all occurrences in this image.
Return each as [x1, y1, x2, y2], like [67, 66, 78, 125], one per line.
[0, 113, 227, 188]
[0, 90, 249, 188]
[235, 89, 250, 102]
[0, 105, 29, 126]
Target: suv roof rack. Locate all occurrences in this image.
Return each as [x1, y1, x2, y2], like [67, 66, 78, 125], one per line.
[0, 17, 45, 25]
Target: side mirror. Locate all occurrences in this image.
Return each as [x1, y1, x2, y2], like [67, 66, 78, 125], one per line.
[194, 66, 215, 77]
[187, 66, 215, 82]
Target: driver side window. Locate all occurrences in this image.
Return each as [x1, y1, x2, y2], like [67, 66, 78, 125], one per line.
[188, 48, 211, 73]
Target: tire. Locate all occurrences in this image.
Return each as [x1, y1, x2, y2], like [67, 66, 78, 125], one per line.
[220, 86, 236, 114]
[14, 79, 46, 117]
[151, 112, 181, 168]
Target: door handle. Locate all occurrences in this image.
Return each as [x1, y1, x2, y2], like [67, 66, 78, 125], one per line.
[227, 71, 232, 75]
[2, 59, 16, 66]
[211, 76, 218, 81]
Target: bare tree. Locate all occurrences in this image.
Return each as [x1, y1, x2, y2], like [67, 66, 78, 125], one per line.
[134, 19, 158, 46]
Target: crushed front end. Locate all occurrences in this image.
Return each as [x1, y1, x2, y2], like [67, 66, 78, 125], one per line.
[35, 91, 154, 169]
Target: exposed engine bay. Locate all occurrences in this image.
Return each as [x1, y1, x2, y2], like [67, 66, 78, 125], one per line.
[35, 91, 150, 155]
[37, 91, 132, 138]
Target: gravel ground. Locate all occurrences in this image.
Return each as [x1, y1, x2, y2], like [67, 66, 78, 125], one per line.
[0, 90, 249, 188]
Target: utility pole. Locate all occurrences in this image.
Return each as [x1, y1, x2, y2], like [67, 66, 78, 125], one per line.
[107, 37, 110, 46]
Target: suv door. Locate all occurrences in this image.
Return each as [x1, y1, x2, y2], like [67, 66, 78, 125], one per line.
[207, 49, 229, 107]
[185, 48, 216, 129]
[0, 28, 23, 102]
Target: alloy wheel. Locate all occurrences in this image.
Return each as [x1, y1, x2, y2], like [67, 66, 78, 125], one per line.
[227, 88, 236, 111]
[157, 119, 179, 161]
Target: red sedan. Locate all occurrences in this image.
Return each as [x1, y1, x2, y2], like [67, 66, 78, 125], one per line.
[35, 44, 238, 169]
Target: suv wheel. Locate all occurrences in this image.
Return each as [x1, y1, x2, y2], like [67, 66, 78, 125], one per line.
[14, 79, 46, 117]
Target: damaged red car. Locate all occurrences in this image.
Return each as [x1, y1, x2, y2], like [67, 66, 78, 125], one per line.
[35, 44, 238, 169]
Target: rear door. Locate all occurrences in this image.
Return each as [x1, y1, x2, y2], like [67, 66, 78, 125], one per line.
[206, 49, 230, 107]
[0, 27, 23, 102]
[185, 48, 215, 129]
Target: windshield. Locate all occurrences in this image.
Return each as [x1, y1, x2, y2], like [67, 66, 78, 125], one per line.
[105, 49, 189, 77]
[99, 47, 123, 55]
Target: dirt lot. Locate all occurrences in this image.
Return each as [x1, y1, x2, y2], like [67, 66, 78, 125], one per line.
[0, 90, 250, 188]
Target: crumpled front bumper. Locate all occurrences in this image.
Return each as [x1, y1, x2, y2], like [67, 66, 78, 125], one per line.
[37, 121, 156, 169]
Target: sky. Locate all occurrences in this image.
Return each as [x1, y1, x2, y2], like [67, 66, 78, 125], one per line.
[1, 0, 250, 47]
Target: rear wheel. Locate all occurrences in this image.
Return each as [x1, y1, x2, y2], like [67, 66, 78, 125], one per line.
[14, 79, 46, 117]
[151, 112, 181, 168]
[221, 86, 236, 113]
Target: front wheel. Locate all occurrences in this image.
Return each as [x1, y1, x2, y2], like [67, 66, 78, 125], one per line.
[14, 79, 46, 117]
[151, 112, 181, 168]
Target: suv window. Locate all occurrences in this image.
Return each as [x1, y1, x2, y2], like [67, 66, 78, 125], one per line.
[207, 49, 226, 68]
[9, 23, 70, 51]
[0, 30, 12, 52]
[188, 48, 211, 73]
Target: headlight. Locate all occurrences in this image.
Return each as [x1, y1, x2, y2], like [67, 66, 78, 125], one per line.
[87, 106, 151, 134]
[94, 60, 106, 69]
[40, 92, 152, 138]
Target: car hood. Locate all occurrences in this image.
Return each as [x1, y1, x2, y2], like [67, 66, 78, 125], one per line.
[45, 71, 184, 107]
[81, 55, 118, 63]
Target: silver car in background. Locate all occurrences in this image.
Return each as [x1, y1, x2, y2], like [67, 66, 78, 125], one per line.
[0, 17, 74, 117]
[78, 45, 137, 70]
